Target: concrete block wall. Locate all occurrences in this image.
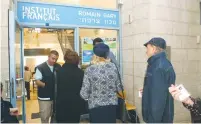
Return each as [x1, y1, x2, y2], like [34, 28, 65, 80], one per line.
[122, 0, 201, 122]
[0, 0, 14, 100]
[0, 0, 10, 86]
[122, 0, 150, 122]
[0, 0, 14, 98]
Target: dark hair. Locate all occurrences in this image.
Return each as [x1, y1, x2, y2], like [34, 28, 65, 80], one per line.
[24, 66, 29, 71]
[93, 37, 103, 46]
[49, 50, 59, 56]
[64, 49, 79, 65]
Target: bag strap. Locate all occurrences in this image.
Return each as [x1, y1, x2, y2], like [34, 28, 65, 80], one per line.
[52, 68, 58, 113]
[114, 64, 126, 100]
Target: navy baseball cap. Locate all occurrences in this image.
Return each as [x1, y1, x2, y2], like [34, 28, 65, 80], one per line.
[144, 37, 166, 49]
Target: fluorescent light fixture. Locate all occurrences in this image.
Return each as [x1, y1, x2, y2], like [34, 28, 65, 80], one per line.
[35, 28, 41, 33]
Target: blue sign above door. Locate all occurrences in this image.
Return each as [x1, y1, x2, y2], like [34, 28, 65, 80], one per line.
[17, 1, 120, 28]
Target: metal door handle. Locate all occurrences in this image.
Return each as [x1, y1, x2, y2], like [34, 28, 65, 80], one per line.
[16, 78, 24, 99]
[11, 78, 14, 98]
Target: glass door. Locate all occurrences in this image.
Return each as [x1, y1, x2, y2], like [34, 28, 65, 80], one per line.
[16, 25, 26, 123]
[8, 10, 26, 123]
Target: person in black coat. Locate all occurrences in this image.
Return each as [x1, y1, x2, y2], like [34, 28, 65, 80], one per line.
[1, 83, 19, 123]
[56, 49, 85, 123]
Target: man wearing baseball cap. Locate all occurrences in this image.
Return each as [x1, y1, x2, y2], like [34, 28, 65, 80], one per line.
[142, 37, 176, 123]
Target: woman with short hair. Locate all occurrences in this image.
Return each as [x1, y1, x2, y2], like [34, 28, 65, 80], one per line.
[56, 49, 85, 123]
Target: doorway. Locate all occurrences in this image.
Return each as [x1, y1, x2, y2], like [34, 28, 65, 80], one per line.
[14, 27, 76, 123]
[7, 0, 121, 123]
[11, 25, 119, 123]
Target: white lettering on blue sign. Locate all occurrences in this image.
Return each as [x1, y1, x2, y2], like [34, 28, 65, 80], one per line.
[22, 6, 60, 21]
[17, 2, 119, 28]
[77, 11, 116, 25]
[78, 10, 101, 24]
[79, 18, 100, 24]
[105, 20, 116, 25]
[103, 13, 116, 18]
[78, 11, 101, 18]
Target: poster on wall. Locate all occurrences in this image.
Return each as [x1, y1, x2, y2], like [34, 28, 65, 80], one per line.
[102, 38, 117, 58]
[81, 37, 94, 65]
[81, 37, 117, 65]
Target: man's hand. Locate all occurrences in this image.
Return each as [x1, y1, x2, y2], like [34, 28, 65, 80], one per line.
[139, 88, 143, 98]
[10, 108, 18, 116]
[41, 82, 45, 87]
[36, 80, 45, 87]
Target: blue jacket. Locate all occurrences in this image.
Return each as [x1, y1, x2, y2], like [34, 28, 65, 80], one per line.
[142, 52, 176, 123]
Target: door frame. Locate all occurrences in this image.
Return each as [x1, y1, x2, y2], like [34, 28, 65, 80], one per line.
[9, 0, 122, 123]
[11, 25, 79, 123]
[9, 10, 27, 123]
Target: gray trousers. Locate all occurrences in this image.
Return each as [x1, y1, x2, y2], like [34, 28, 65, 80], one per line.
[38, 100, 53, 123]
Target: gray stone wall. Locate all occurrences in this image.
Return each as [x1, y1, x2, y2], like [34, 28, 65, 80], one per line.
[122, 0, 201, 122]
[0, 0, 10, 87]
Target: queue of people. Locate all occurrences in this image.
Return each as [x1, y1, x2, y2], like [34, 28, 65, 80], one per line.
[2, 37, 200, 123]
[33, 37, 200, 123]
[33, 37, 123, 123]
